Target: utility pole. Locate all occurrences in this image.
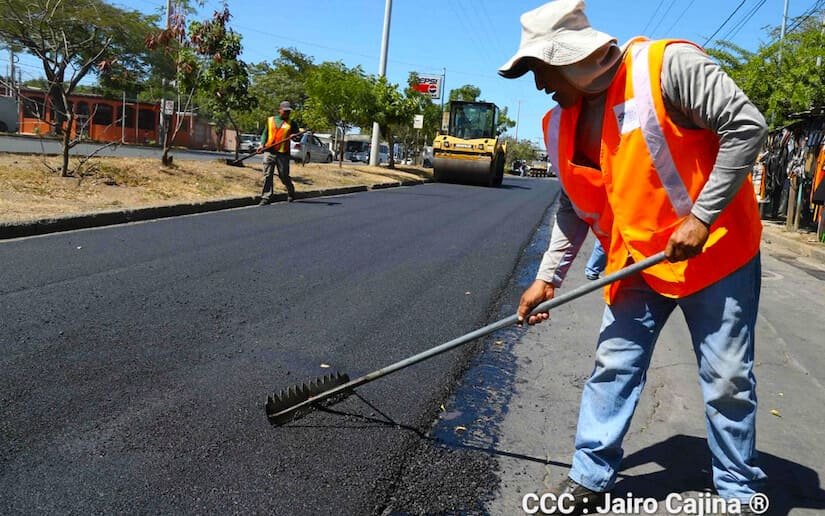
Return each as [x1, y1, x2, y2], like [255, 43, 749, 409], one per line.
[778, 0, 790, 66]
[514, 100, 521, 141]
[369, 0, 392, 167]
[771, 0, 790, 129]
[441, 67, 446, 112]
[8, 49, 15, 96]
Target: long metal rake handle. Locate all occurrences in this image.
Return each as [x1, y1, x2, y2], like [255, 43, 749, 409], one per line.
[268, 251, 667, 423]
[232, 131, 305, 164]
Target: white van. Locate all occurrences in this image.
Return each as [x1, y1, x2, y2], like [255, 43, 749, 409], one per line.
[354, 143, 389, 164]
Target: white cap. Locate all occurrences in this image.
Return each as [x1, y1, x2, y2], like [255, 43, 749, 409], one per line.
[498, 0, 617, 78]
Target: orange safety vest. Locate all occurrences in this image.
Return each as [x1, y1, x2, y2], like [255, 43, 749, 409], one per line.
[265, 116, 292, 153]
[543, 38, 762, 303]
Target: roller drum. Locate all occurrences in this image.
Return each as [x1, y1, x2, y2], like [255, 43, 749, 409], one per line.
[433, 156, 493, 186]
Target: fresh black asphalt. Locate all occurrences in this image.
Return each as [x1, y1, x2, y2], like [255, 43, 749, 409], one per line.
[0, 177, 560, 514]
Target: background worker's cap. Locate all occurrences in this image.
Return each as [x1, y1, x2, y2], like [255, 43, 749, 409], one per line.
[279, 101, 293, 111]
[498, 0, 617, 78]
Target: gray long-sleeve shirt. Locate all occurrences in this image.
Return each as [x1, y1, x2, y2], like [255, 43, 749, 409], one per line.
[536, 42, 768, 287]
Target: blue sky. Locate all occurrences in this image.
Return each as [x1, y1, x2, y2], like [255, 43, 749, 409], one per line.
[8, 0, 815, 144]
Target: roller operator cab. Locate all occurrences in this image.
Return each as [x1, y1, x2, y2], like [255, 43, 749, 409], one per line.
[431, 101, 506, 187]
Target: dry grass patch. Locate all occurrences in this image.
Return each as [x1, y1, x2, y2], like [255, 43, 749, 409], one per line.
[0, 153, 431, 224]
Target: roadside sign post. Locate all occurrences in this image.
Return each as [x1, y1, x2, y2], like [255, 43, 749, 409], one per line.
[413, 114, 424, 166]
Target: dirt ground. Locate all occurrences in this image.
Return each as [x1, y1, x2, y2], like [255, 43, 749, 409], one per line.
[0, 153, 432, 224]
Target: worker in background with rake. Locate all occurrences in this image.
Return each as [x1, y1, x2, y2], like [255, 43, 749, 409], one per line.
[499, 1, 767, 514]
[258, 100, 301, 205]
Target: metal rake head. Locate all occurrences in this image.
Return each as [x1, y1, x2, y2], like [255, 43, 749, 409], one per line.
[265, 372, 352, 426]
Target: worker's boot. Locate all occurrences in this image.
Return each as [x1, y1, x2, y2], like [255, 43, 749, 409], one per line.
[543, 477, 607, 515]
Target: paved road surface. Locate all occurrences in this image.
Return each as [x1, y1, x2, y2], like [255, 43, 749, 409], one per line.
[0, 177, 559, 514]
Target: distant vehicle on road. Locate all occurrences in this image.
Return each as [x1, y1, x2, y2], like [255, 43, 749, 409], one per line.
[353, 143, 389, 165]
[0, 96, 19, 133]
[343, 138, 370, 161]
[238, 133, 259, 152]
[290, 132, 333, 164]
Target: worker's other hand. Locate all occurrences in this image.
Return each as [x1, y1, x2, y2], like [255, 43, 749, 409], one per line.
[517, 279, 555, 326]
[666, 214, 710, 262]
[255, 147, 263, 154]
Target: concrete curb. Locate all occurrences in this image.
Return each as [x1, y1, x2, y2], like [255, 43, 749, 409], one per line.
[761, 223, 825, 264]
[0, 178, 431, 240]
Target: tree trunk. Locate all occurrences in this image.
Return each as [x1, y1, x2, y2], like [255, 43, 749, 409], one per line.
[161, 114, 173, 166]
[50, 86, 66, 136]
[387, 132, 395, 169]
[228, 116, 240, 160]
[60, 114, 73, 177]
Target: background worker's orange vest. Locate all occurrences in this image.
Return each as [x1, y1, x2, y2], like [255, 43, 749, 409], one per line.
[265, 116, 291, 153]
[544, 38, 762, 303]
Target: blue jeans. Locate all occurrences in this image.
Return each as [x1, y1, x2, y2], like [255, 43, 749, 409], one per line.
[585, 240, 607, 279]
[570, 254, 765, 502]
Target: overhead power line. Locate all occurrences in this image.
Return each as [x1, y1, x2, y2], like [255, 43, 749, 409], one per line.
[641, 0, 667, 34]
[703, 0, 747, 47]
[719, 0, 768, 43]
[649, 0, 678, 38]
[663, 0, 697, 36]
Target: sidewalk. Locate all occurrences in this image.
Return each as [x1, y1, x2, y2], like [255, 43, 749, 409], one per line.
[488, 230, 825, 515]
[761, 219, 825, 264]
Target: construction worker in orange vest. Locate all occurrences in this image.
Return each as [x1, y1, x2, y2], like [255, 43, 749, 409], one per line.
[499, 1, 767, 514]
[257, 100, 301, 205]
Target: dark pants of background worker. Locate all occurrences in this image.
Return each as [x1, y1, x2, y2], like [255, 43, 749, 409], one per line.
[261, 151, 295, 201]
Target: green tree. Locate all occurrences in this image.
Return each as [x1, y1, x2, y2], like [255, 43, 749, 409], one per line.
[709, 13, 825, 127]
[0, 0, 157, 176]
[368, 76, 420, 168]
[241, 47, 316, 133]
[395, 72, 443, 163]
[181, 7, 255, 157]
[497, 106, 517, 136]
[449, 84, 481, 102]
[304, 61, 372, 164]
[502, 136, 538, 167]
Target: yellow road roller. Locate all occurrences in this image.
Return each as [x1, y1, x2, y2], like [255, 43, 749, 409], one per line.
[432, 101, 506, 187]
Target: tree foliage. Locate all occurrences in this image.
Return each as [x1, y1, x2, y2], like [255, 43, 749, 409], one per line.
[303, 61, 372, 160]
[181, 7, 254, 156]
[502, 136, 538, 166]
[368, 76, 419, 168]
[240, 48, 316, 133]
[709, 13, 825, 128]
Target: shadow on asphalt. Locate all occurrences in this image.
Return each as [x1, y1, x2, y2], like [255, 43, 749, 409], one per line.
[280, 404, 825, 515]
[294, 200, 342, 206]
[614, 434, 825, 515]
[498, 183, 533, 190]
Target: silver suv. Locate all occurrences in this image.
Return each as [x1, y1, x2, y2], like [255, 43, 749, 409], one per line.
[290, 132, 333, 164]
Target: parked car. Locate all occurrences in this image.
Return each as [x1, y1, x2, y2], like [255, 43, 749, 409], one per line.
[353, 143, 389, 165]
[290, 132, 334, 164]
[238, 133, 259, 152]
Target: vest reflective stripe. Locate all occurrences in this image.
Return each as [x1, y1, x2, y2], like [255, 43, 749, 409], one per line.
[544, 108, 609, 237]
[545, 108, 560, 172]
[266, 116, 291, 153]
[631, 42, 694, 218]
